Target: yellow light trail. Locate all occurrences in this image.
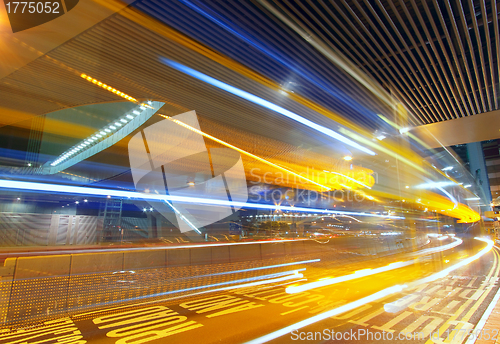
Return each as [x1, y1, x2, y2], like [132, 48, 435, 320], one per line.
[158, 114, 330, 191]
[87, 1, 478, 223]
[323, 170, 371, 189]
[248, 238, 492, 344]
[93, 0, 450, 182]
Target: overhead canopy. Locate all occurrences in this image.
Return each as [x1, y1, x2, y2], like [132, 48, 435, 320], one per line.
[410, 110, 500, 148]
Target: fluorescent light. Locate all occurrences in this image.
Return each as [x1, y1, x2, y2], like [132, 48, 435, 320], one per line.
[442, 166, 453, 171]
[464, 184, 472, 188]
[50, 103, 146, 166]
[133, 110, 140, 115]
[465, 197, 480, 200]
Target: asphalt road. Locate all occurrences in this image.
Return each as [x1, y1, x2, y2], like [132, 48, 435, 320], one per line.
[1, 237, 498, 344]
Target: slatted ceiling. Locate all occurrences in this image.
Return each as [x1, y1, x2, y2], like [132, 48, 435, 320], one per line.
[0, 1, 394, 144]
[217, 0, 358, 96]
[306, 1, 419, 122]
[285, 0, 422, 126]
[60, 13, 372, 149]
[136, 0, 392, 129]
[1, 0, 394, 151]
[199, 117, 298, 158]
[6, 68, 104, 109]
[267, 0, 500, 124]
[292, 3, 412, 125]
[246, 2, 395, 126]
[278, 0, 435, 124]
[40, 15, 329, 149]
[2, 0, 496, 143]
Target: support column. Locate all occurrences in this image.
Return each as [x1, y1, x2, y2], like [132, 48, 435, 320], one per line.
[467, 142, 492, 211]
[48, 215, 60, 246]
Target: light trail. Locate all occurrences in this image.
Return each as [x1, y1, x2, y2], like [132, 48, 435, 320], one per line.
[164, 199, 201, 234]
[159, 114, 330, 190]
[286, 236, 463, 294]
[145, 269, 306, 297]
[246, 237, 493, 343]
[245, 285, 407, 344]
[406, 236, 462, 257]
[407, 237, 493, 285]
[75, 269, 305, 316]
[323, 170, 372, 189]
[286, 261, 413, 294]
[160, 57, 376, 156]
[0, 180, 404, 219]
[75, 271, 305, 318]
[208, 259, 320, 278]
[339, 215, 362, 222]
[0, 241, 314, 258]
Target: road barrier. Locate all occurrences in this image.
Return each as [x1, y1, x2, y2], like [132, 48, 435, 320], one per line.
[0, 234, 426, 327]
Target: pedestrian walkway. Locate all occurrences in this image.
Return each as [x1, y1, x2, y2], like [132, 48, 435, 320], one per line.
[474, 298, 500, 344]
[474, 246, 500, 344]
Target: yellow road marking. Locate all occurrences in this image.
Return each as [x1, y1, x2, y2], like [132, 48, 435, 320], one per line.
[372, 311, 413, 333]
[0, 318, 85, 344]
[280, 306, 309, 315]
[93, 306, 202, 343]
[424, 248, 499, 344]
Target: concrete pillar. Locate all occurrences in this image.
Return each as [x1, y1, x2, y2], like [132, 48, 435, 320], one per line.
[48, 215, 60, 246]
[146, 213, 158, 238]
[467, 142, 492, 211]
[65, 215, 73, 245]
